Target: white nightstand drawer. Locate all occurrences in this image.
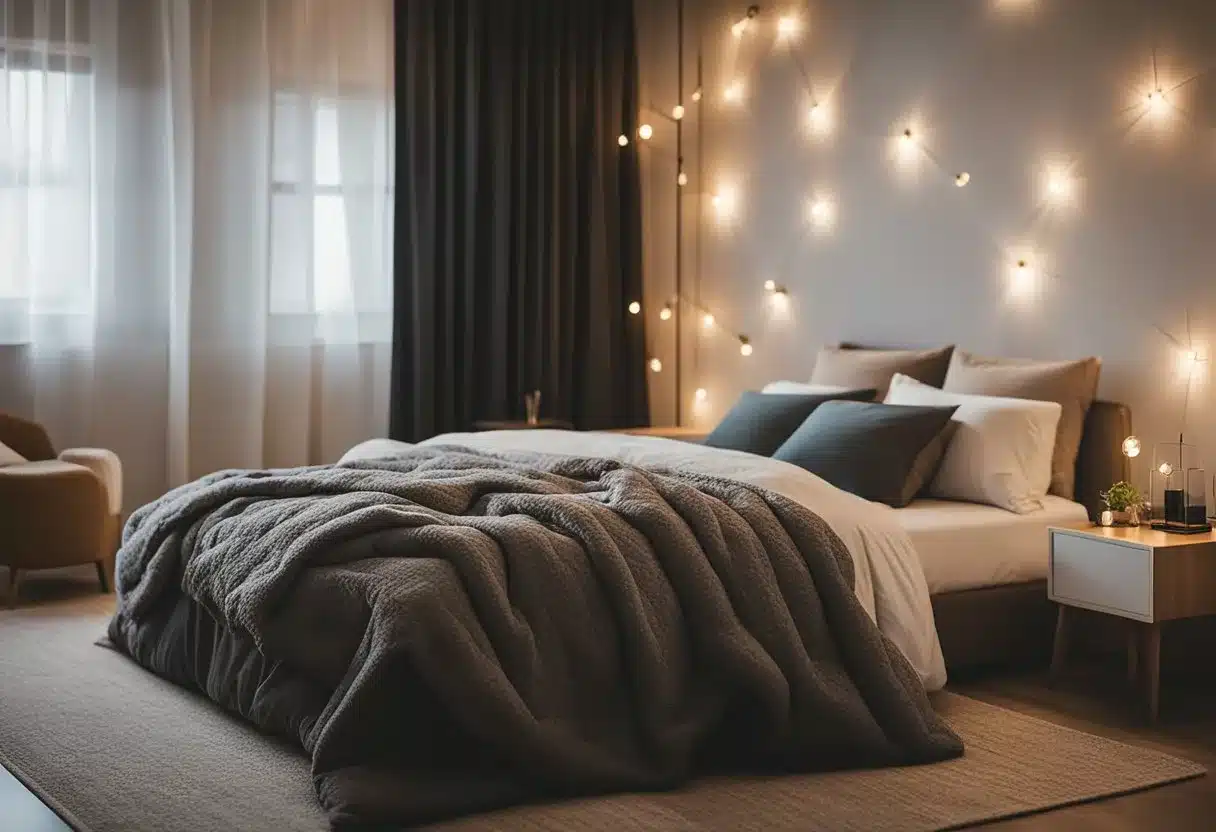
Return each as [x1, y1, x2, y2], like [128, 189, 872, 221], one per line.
[1049, 531, 1153, 620]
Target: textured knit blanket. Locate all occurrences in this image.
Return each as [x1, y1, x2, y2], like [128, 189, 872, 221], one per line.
[107, 446, 962, 828]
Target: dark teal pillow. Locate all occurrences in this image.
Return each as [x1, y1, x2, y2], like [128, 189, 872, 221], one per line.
[703, 390, 877, 457]
[773, 400, 959, 507]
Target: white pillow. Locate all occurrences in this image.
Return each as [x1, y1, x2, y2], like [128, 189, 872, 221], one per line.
[761, 381, 859, 395]
[884, 373, 1062, 513]
[0, 440, 27, 467]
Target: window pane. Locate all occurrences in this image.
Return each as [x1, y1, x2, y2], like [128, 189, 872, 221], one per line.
[314, 104, 340, 188]
[314, 194, 352, 313]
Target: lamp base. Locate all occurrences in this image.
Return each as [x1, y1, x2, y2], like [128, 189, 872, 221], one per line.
[1150, 521, 1214, 535]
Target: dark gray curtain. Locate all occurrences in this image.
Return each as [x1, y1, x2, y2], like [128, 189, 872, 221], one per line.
[390, 0, 649, 441]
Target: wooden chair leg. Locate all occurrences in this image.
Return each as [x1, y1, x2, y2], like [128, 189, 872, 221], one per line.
[95, 560, 112, 594]
[5, 567, 20, 607]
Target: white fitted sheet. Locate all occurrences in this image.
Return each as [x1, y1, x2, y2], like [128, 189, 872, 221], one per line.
[894, 496, 1090, 595]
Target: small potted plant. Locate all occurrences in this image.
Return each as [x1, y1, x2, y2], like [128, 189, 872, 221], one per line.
[1100, 481, 1144, 527]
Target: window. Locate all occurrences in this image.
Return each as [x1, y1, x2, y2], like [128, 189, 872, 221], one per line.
[0, 60, 94, 316]
[269, 92, 394, 322]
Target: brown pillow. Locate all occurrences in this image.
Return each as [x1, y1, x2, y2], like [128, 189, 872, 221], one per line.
[941, 350, 1100, 500]
[810, 345, 954, 400]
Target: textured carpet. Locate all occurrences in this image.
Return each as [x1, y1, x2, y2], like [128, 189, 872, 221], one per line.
[0, 594, 1204, 832]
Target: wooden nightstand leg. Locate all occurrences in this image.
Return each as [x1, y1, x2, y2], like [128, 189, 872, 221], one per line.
[1050, 605, 1071, 677]
[1127, 623, 1139, 684]
[1141, 622, 1162, 723]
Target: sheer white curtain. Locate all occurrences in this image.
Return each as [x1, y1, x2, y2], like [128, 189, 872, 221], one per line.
[0, 0, 393, 510]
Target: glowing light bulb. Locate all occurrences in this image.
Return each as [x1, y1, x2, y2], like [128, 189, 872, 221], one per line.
[691, 88, 702, 102]
[677, 171, 688, 187]
[1159, 461, 1174, 477]
[701, 313, 716, 330]
[671, 105, 685, 120]
[723, 80, 745, 104]
[807, 195, 835, 230]
[1044, 168, 1074, 205]
[649, 358, 663, 373]
[763, 279, 776, 292]
[617, 134, 629, 147]
[628, 301, 641, 315]
[901, 128, 915, 145]
[731, 18, 749, 38]
[659, 304, 673, 321]
[1146, 88, 1169, 117]
[739, 337, 753, 357]
[695, 388, 708, 402]
[1122, 436, 1142, 459]
[1007, 257, 1037, 299]
[776, 15, 802, 41]
[955, 172, 971, 187]
[637, 123, 653, 140]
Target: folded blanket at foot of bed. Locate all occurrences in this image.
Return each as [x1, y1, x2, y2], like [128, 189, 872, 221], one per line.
[107, 445, 962, 827]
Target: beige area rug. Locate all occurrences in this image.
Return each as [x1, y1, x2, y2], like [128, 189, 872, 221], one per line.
[0, 593, 1204, 832]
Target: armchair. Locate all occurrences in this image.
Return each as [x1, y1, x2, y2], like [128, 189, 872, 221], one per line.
[0, 413, 123, 604]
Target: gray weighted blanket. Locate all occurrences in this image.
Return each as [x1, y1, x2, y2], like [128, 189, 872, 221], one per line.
[108, 445, 962, 828]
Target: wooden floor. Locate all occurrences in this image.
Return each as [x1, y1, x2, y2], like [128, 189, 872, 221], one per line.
[3, 573, 1215, 830]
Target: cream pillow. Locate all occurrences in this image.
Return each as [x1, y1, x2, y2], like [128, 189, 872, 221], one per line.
[885, 373, 1062, 514]
[761, 381, 875, 397]
[0, 440, 27, 467]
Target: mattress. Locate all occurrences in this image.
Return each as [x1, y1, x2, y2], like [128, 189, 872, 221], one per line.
[894, 496, 1090, 595]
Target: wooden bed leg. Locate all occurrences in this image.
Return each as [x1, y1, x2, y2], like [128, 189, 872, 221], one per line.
[5, 567, 20, 607]
[1050, 605, 1071, 677]
[95, 560, 112, 594]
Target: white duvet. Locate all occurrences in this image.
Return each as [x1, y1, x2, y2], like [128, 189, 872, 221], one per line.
[340, 430, 948, 691]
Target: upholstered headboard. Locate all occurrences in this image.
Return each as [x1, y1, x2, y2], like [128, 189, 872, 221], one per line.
[1074, 400, 1132, 522]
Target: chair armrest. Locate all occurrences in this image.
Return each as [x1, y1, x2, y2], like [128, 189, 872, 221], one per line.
[0, 461, 109, 569]
[59, 448, 123, 515]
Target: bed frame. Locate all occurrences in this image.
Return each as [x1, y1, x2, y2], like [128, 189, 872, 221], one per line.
[931, 401, 1132, 674]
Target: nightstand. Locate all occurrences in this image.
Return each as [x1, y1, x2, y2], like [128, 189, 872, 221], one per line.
[1048, 524, 1216, 721]
[603, 426, 709, 442]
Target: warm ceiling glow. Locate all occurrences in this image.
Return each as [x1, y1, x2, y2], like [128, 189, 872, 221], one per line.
[1122, 436, 1142, 459]
[671, 105, 685, 120]
[637, 123, 653, 140]
[702, 312, 716, 330]
[649, 358, 663, 373]
[776, 15, 802, 42]
[617, 134, 629, 147]
[659, 304, 673, 321]
[628, 301, 641, 315]
[695, 388, 708, 402]
[723, 79, 746, 104]
[955, 172, 971, 187]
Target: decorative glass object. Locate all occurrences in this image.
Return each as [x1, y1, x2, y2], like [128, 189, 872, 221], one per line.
[1149, 436, 1212, 534]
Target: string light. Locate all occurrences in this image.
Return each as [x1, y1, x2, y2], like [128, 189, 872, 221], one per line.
[731, 19, 749, 38]
[671, 105, 685, 120]
[1044, 167, 1075, 205]
[695, 388, 708, 402]
[1159, 461, 1174, 477]
[723, 79, 746, 104]
[738, 335, 753, 356]
[807, 194, 836, 231]
[955, 172, 971, 187]
[1146, 88, 1169, 117]
[691, 88, 702, 102]
[805, 101, 832, 136]
[711, 184, 739, 222]
[776, 15, 802, 42]
[637, 123, 653, 140]
[763, 279, 776, 291]
[1122, 436, 1142, 458]
[702, 312, 716, 330]
[617, 134, 629, 147]
[1008, 258, 1037, 299]
[677, 171, 688, 186]
[649, 358, 663, 373]
[628, 301, 641, 315]
[659, 303, 673, 321]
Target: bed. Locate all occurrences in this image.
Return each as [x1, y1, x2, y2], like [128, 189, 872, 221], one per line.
[923, 401, 1132, 671]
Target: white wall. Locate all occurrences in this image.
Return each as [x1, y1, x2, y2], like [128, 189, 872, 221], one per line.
[637, 0, 1216, 497]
